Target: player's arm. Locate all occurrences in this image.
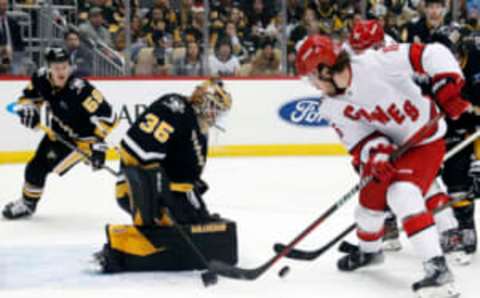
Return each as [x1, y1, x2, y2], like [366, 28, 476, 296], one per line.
[77, 80, 118, 169]
[16, 70, 45, 129]
[79, 82, 118, 140]
[408, 42, 470, 119]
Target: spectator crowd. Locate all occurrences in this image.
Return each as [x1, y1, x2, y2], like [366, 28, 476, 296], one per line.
[1, 0, 479, 76]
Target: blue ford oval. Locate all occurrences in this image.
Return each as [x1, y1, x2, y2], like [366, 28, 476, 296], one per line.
[278, 97, 329, 127]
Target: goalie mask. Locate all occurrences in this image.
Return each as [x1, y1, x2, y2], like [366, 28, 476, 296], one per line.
[191, 78, 232, 128]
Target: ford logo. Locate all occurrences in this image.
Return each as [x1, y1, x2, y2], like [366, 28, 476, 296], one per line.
[6, 102, 18, 115]
[278, 97, 329, 127]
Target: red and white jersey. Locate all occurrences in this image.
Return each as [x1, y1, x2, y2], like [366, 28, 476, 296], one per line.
[318, 43, 462, 152]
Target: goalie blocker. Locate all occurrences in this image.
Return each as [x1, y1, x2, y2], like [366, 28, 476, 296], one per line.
[96, 166, 238, 273]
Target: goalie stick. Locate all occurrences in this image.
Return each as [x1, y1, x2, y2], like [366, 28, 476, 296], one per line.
[208, 113, 444, 281]
[273, 129, 480, 261]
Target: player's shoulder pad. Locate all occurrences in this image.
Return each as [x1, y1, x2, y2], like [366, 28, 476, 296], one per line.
[158, 93, 188, 114]
[68, 77, 91, 95]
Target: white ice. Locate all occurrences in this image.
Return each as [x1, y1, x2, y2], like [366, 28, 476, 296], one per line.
[1, 157, 478, 298]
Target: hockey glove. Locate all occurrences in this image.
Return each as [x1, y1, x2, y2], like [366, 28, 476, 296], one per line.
[17, 104, 40, 129]
[413, 73, 432, 97]
[468, 160, 480, 196]
[363, 143, 396, 183]
[90, 142, 108, 170]
[432, 73, 471, 120]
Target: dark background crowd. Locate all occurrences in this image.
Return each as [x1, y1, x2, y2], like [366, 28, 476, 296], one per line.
[0, 0, 479, 77]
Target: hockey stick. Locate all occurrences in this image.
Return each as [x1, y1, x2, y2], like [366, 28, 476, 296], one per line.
[163, 208, 219, 287]
[208, 113, 444, 281]
[38, 124, 121, 177]
[275, 191, 476, 261]
[337, 191, 478, 255]
[273, 130, 480, 261]
[13, 103, 120, 177]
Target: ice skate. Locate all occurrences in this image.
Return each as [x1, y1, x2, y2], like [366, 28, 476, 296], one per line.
[2, 198, 37, 219]
[383, 215, 402, 251]
[413, 256, 460, 298]
[337, 246, 385, 271]
[461, 228, 477, 255]
[441, 229, 471, 265]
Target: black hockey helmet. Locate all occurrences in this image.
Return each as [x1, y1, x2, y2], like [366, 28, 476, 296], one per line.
[45, 47, 69, 65]
[432, 24, 471, 56]
[425, 0, 445, 6]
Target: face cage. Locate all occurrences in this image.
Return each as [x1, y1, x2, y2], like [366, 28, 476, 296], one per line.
[197, 92, 228, 127]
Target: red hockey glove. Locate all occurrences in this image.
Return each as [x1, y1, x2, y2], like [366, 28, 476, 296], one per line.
[432, 73, 471, 120]
[363, 143, 396, 183]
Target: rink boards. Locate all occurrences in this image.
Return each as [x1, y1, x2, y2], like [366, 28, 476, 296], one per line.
[0, 77, 346, 163]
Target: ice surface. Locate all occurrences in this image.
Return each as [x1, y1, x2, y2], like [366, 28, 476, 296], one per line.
[1, 157, 478, 298]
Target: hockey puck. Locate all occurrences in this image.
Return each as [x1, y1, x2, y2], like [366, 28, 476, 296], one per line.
[201, 271, 218, 287]
[278, 266, 290, 278]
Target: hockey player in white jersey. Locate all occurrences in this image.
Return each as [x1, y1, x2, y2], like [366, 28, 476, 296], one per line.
[345, 19, 462, 256]
[296, 35, 470, 297]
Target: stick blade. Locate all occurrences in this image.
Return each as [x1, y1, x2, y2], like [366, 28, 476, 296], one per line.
[273, 243, 318, 260]
[208, 260, 265, 280]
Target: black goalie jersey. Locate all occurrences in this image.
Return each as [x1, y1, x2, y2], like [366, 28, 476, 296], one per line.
[18, 67, 117, 142]
[119, 93, 208, 185]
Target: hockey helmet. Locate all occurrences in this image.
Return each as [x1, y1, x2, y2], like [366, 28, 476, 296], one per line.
[295, 34, 340, 76]
[191, 77, 232, 127]
[45, 47, 69, 65]
[431, 24, 470, 55]
[349, 20, 385, 51]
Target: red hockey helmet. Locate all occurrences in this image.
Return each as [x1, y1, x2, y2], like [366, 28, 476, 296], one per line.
[295, 34, 339, 76]
[349, 20, 385, 51]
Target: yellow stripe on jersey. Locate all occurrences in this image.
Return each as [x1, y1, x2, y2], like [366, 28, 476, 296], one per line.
[170, 183, 194, 192]
[94, 118, 119, 139]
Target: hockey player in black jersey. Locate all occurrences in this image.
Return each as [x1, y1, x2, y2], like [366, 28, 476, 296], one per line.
[430, 26, 480, 261]
[95, 78, 238, 273]
[2, 47, 117, 220]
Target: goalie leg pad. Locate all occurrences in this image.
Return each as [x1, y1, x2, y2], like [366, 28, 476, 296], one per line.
[99, 219, 238, 272]
[123, 166, 168, 226]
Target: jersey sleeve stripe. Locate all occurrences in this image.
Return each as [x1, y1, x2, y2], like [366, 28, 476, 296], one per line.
[409, 43, 426, 74]
[121, 134, 166, 163]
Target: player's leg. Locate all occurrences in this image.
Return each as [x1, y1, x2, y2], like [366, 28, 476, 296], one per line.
[2, 135, 80, 219]
[382, 209, 402, 251]
[95, 166, 237, 272]
[337, 181, 387, 271]
[387, 140, 458, 297]
[442, 145, 476, 257]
